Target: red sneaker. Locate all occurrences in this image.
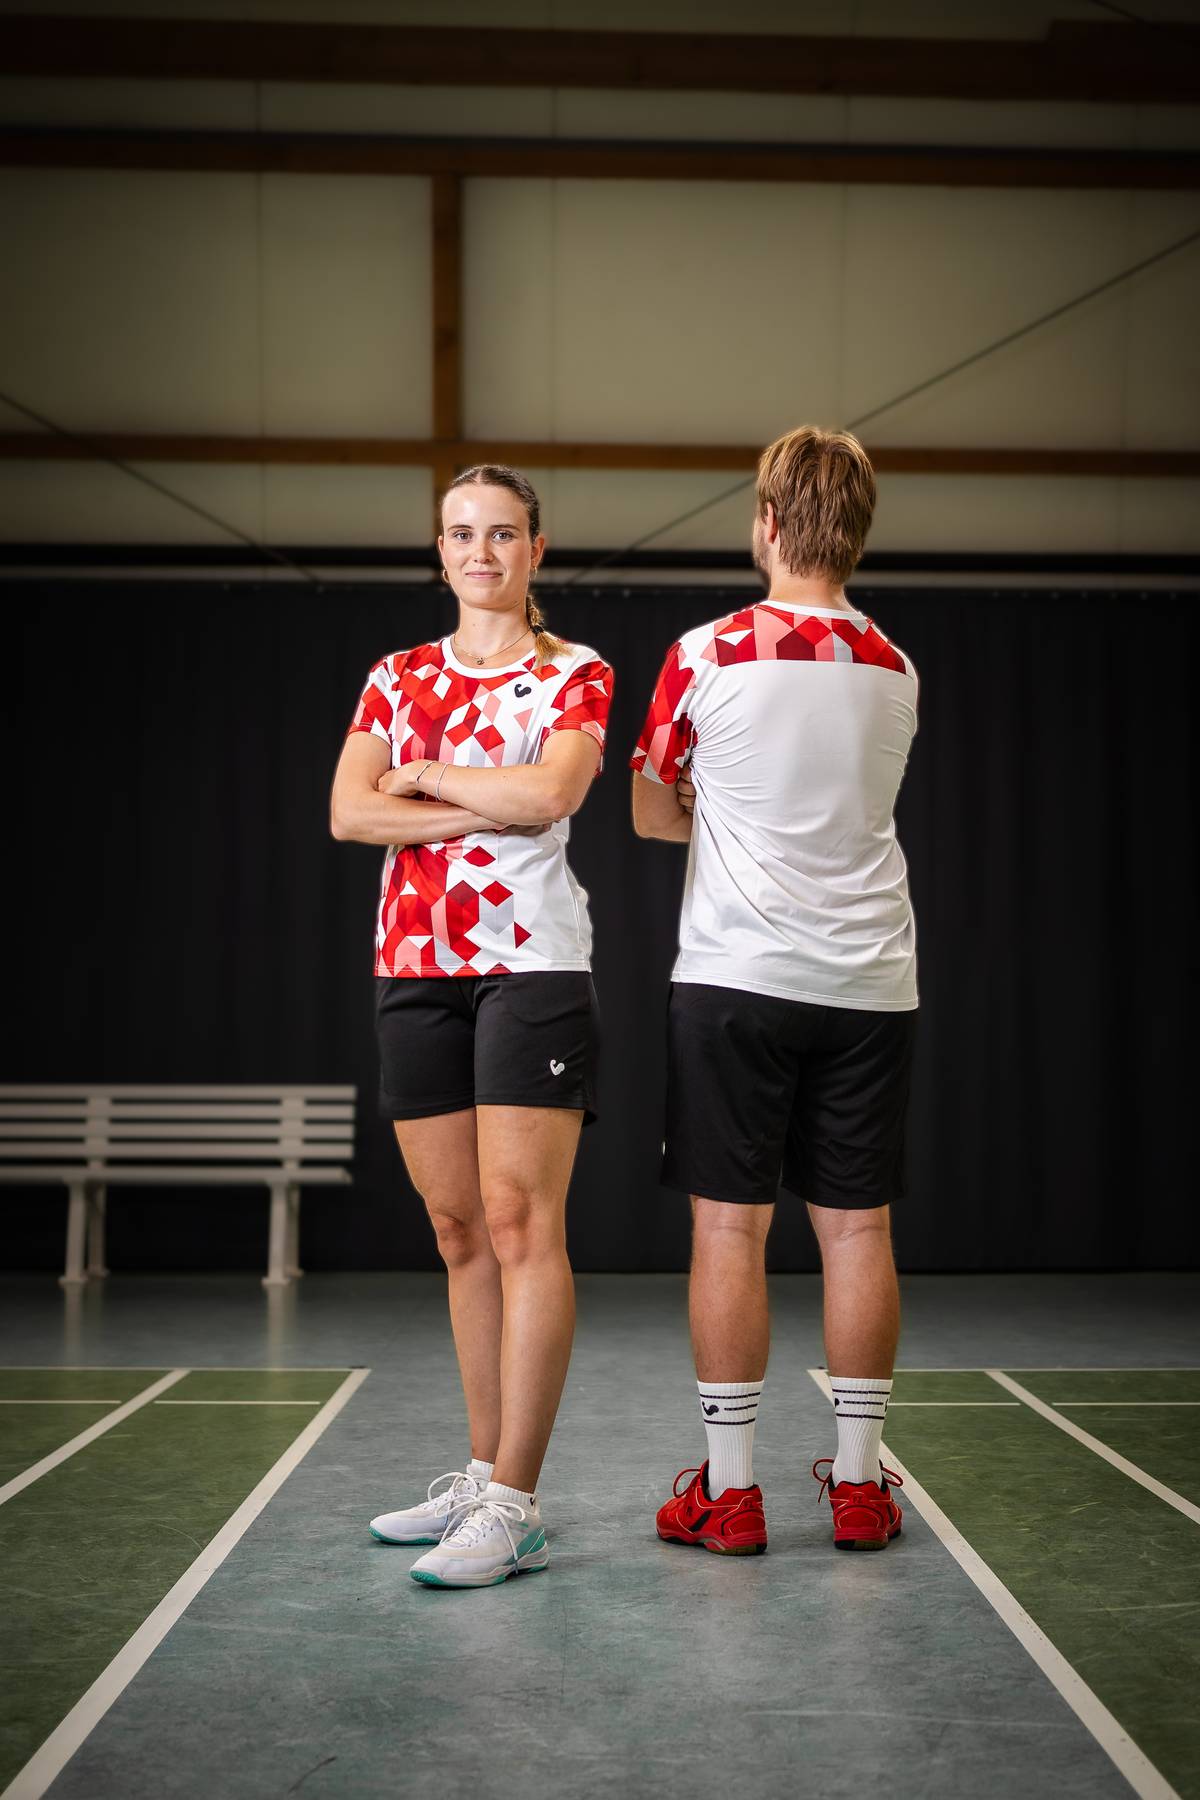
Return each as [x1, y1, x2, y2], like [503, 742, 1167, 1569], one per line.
[656, 1462, 768, 1556]
[812, 1458, 903, 1551]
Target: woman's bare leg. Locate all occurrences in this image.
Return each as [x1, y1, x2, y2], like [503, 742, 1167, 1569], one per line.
[475, 1104, 582, 1494]
[393, 1109, 503, 1463]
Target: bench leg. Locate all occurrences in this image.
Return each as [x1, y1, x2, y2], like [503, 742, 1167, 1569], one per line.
[60, 1182, 88, 1287]
[284, 1184, 303, 1279]
[86, 1186, 109, 1279]
[263, 1182, 290, 1288]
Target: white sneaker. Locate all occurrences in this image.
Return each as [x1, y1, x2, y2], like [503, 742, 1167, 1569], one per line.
[409, 1486, 549, 1588]
[369, 1468, 486, 1546]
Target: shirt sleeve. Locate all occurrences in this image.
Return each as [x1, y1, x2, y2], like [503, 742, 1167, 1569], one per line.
[629, 641, 697, 786]
[346, 658, 394, 745]
[543, 657, 614, 771]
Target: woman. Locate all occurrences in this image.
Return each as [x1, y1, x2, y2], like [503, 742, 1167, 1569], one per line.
[331, 465, 612, 1589]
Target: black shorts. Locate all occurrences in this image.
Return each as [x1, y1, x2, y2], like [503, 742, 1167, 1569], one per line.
[376, 973, 599, 1126]
[662, 982, 916, 1209]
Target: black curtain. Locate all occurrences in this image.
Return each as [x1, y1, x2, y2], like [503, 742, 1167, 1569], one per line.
[6, 578, 1196, 1272]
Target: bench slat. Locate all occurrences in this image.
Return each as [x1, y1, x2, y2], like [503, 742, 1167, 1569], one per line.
[0, 1123, 354, 1142]
[0, 1105, 90, 1121]
[0, 1166, 352, 1184]
[0, 1085, 355, 1101]
[0, 1142, 351, 1161]
[0, 1102, 355, 1122]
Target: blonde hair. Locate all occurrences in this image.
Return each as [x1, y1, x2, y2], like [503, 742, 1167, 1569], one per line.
[442, 463, 568, 668]
[756, 427, 876, 584]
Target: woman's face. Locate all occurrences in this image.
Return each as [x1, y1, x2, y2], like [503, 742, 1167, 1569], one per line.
[439, 483, 544, 614]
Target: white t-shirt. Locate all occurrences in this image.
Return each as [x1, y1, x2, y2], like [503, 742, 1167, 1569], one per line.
[349, 637, 613, 977]
[631, 600, 918, 1011]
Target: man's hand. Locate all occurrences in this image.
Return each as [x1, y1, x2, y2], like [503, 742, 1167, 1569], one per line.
[677, 774, 697, 814]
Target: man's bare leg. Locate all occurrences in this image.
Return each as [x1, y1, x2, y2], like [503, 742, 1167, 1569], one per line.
[808, 1201, 900, 1509]
[690, 1196, 774, 1379]
[807, 1201, 899, 1377]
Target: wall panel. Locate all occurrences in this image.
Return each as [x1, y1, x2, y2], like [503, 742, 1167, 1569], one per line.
[0, 169, 261, 434]
[0, 459, 266, 543]
[549, 180, 846, 441]
[259, 174, 431, 436]
[461, 177, 555, 441]
[262, 465, 430, 544]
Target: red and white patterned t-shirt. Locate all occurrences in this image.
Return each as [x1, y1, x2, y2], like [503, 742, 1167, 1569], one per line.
[631, 601, 918, 1011]
[349, 636, 613, 978]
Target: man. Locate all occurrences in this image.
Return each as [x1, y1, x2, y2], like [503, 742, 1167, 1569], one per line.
[630, 426, 918, 1555]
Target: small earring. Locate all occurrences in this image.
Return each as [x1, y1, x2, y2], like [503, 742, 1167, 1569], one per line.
[441, 568, 451, 585]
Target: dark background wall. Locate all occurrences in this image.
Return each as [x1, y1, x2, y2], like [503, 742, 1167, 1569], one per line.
[6, 577, 1196, 1273]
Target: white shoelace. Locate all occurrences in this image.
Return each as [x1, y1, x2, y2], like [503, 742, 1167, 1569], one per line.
[420, 1470, 480, 1514]
[437, 1497, 528, 1566]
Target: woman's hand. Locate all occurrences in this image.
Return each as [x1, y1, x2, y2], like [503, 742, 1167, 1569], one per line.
[677, 774, 697, 814]
[377, 763, 431, 799]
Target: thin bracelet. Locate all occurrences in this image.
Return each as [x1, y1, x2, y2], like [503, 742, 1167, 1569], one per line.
[434, 764, 448, 802]
[415, 760, 433, 789]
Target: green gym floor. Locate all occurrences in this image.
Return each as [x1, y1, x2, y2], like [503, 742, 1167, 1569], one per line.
[0, 1273, 1197, 1800]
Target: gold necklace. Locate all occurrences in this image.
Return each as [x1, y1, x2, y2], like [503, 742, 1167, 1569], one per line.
[451, 625, 532, 667]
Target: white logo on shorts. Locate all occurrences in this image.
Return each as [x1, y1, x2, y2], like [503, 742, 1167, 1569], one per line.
[549, 1059, 565, 1076]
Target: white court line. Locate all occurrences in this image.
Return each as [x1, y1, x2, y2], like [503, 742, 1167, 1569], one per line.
[0, 1400, 122, 1406]
[986, 1371, 1200, 1527]
[0, 1366, 360, 1373]
[0, 1372, 188, 1507]
[807, 1369, 1180, 1800]
[1057, 1401, 1200, 1408]
[154, 1399, 321, 1407]
[888, 1401, 1018, 1407]
[1, 1366, 370, 1800]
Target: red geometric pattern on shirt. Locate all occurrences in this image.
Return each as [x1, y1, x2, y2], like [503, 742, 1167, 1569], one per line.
[540, 661, 613, 759]
[629, 639, 697, 787]
[348, 641, 611, 976]
[630, 605, 906, 785]
[699, 604, 906, 671]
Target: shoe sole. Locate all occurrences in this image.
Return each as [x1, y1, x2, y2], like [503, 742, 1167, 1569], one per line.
[369, 1527, 441, 1545]
[834, 1524, 902, 1552]
[657, 1529, 767, 1556]
[410, 1557, 550, 1589]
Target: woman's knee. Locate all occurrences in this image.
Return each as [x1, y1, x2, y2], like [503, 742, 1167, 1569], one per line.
[480, 1177, 562, 1266]
[425, 1203, 490, 1269]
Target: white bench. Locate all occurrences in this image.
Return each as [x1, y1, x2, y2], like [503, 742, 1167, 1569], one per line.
[0, 1084, 356, 1288]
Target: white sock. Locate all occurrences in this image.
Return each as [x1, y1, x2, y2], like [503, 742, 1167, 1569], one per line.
[830, 1376, 892, 1486]
[698, 1379, 762, 1498]
[483, 1479, 535, 1510]
[467, 1457, 494, 1485]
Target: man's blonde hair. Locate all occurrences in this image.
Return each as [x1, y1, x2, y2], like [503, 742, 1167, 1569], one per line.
[756, 426, 876, 585]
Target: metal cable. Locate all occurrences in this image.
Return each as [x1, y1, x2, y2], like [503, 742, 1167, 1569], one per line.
[0, 389, 321, 584]
[561, 221, 1200, 586]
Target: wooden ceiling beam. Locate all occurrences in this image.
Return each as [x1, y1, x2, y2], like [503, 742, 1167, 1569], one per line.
[3, 130, 1197, 191]
[1, 16, 1197, 104]
[0, 435, 1195, 479]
